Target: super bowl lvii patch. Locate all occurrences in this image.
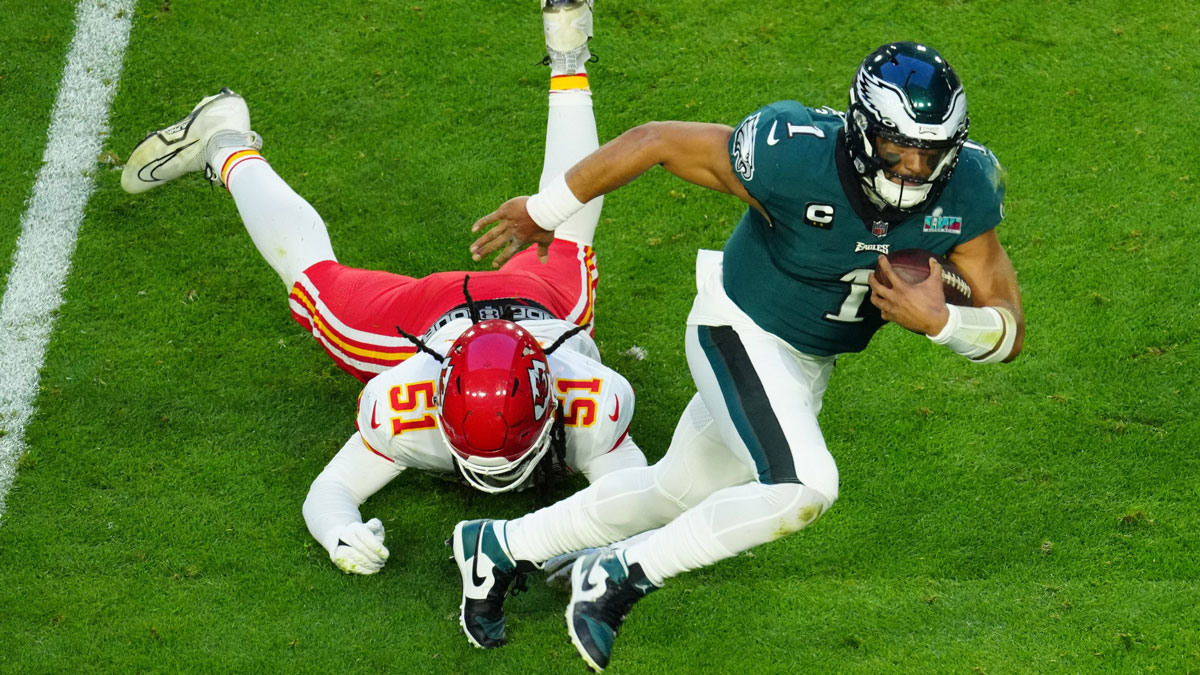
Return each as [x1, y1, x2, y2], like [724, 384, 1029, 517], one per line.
[923, 215, 962, 235]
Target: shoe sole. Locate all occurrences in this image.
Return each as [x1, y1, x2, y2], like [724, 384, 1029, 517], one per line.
[565, 612, 605, 673]
[543, 0, 592, 53]
[450, 522, 484, 648]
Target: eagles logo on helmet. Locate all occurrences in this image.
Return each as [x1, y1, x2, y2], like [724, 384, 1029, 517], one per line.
[844, 41, 970, 214]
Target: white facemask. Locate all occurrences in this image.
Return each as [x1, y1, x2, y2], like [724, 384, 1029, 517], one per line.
[870, 171, 933, 209]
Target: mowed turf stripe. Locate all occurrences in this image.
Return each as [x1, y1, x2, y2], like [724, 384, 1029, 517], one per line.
[0, 0, 134, 522]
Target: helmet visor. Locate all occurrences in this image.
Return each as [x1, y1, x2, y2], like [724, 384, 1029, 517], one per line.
[873, 133, 957, 184]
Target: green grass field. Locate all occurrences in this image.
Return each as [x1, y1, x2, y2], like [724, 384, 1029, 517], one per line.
[2, 0, 1199, 672]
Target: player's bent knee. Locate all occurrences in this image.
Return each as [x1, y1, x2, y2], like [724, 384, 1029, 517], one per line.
[650, 465, 690, 510]
[580, 465, 682, 537]
[764, 483, 834, 538]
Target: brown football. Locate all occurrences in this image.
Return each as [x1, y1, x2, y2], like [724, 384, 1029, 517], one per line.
[874, 248, 973, 306]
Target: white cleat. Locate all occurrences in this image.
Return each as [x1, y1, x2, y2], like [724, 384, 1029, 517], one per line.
[122, 88, 261, 194]
[542, 0, 593, 73]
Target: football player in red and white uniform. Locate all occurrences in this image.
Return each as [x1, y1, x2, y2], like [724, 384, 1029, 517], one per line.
[121, 14, 645, 575]
[304, 311, 641, 575]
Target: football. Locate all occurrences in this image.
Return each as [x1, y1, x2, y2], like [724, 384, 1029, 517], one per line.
[874, 248, 973, 306]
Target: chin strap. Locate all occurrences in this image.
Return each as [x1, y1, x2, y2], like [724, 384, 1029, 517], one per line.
[928, 304, 1017, 364]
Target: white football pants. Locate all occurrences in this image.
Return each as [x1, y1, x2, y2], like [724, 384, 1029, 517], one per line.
[506, 251, 840, 584]
[223, 89, 600, 286]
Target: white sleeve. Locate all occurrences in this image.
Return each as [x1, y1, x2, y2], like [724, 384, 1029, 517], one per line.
[303, 432, 405, 555]
[568, 366, 645, 481]
[579, 433, 648, 483]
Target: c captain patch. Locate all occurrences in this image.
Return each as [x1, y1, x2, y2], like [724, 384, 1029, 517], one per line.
[923, 214, 963, 234]
[803, 203, 835, 229]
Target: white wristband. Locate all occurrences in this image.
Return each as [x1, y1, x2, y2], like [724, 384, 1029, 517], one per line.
[928, 304, 1017, 364]
[525, 173, 585, 231]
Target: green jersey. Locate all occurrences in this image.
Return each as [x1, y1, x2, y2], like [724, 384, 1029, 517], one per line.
[722, 101, 1006, 356]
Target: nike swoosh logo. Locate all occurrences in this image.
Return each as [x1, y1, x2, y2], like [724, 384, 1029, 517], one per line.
[136, 139, 199, 183]
[608, 394, 620, 422]
[579, 566, 598, 593]
[370, 403, 381, 430]
[766, 120, 780, 146]
[471, 532, 488, 587]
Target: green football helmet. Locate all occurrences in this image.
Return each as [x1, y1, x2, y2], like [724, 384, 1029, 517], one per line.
[845, 42, 970, 212]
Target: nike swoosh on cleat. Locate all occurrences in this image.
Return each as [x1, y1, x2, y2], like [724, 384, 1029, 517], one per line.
[608, 394, 619, 422]
[578, 565, 598, 593]
[766, 120, 780, 146]
[471, 529, 488, 587]
[136, 140, 199, 183]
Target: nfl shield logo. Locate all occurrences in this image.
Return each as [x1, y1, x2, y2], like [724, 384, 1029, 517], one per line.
[871, 220, 889, 237]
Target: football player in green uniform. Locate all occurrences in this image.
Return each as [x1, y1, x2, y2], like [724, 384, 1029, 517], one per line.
[454, 36, 1024, 672]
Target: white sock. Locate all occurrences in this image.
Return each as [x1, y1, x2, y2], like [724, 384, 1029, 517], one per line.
[504, 464, 685, 563]
[209, 144, 253, 181]
[543, 86, 600, 247]
[623, 482, 831, 586]
[222, 156, 337, 287]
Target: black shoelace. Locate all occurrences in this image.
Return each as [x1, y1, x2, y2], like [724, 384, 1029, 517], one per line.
[508, 572, 530, 598]
[591, 579, 644, 629]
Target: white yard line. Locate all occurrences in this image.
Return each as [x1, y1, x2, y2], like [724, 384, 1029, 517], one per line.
[0, 0, 135, 523]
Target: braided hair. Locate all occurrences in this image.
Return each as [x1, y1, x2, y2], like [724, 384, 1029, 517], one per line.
[529, 322, 590, 503]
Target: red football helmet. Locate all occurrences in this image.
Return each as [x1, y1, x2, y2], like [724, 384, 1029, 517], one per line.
[436, 320, 557, 493]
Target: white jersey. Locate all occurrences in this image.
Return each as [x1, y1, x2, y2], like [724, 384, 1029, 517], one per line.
[355, 318, 637, 477]
[303, 319, 647, 557]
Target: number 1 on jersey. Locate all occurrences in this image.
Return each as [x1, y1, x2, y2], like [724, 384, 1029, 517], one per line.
[823, 268, 874, 323]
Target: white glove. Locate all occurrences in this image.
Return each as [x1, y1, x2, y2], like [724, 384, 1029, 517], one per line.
[330, 518, 389, 575]
[543, 547, 599, 592]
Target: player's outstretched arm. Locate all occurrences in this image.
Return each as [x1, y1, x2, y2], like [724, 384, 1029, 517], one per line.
[303, 433, 405, 574]
[471, 121, 764, 267]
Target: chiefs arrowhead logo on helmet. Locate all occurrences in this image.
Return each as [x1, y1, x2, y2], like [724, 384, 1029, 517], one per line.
[528, 359, 551, 421]
[435, 320, 558, 493]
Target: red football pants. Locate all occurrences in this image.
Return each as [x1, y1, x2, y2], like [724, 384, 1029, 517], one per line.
[288, 239, 598, 382]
